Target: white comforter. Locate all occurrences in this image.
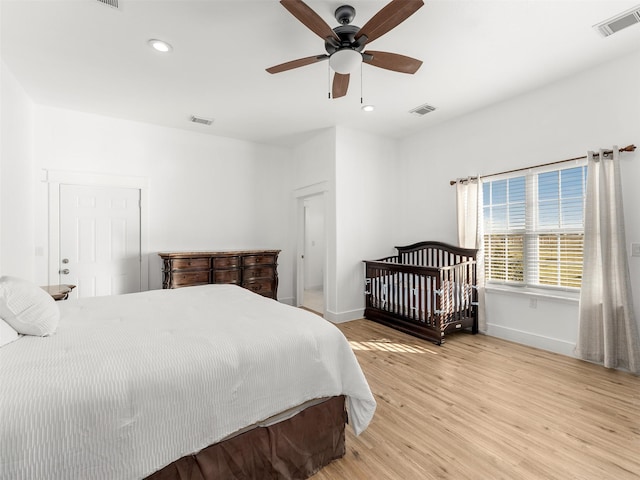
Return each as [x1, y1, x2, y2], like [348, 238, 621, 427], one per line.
[0, 284, 376, 480]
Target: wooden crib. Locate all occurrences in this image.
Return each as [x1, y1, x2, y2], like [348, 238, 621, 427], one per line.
[363, 241, 478, 345]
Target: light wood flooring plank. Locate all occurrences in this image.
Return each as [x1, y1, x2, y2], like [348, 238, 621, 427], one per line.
[312, 319, 640, 480]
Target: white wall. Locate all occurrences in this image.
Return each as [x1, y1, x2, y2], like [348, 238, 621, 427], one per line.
[290, 126, 398, 322]
[32, 106, 295, 299]
[292, 128, 336, 191]
[398, 49, 640, 356]
[252, 149, 296, 304]
[0, 60, 35, 279]
[334, 126, 398, 321]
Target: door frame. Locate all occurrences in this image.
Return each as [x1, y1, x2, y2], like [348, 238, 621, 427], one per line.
[44, 169, 149, 291]
[294, 182, 328, 310]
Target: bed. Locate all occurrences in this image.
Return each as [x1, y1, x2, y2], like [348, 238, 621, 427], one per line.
[0, 281, 376, 480]
[363, 241, 478, 345]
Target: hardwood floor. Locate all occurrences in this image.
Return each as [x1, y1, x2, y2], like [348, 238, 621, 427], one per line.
[312, 319, 640, 480]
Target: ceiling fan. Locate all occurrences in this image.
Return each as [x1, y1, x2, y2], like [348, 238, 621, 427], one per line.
[266, 0, 424, 99]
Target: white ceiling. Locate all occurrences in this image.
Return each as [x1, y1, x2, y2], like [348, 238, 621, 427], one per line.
[2, 0, 640, 146]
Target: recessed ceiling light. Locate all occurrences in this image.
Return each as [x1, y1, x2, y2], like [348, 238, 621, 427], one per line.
[148, 39, 172, 53]
[361, 105, 375, 112]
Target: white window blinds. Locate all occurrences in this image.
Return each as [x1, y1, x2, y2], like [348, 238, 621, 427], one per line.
[483, 164, 587, 290]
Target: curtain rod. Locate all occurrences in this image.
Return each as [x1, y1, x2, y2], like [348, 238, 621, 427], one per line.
[449, 144, 636, 186]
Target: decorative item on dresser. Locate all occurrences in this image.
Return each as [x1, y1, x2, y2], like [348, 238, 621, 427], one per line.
[158, 250, 280, 299]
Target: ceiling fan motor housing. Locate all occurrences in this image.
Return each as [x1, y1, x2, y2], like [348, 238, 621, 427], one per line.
[325, 25, 364, 55]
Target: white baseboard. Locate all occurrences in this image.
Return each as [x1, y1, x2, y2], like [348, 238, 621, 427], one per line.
[324, 308, 364, 324]
[277, 297, 363, 322]
[486, 323, 577, 358]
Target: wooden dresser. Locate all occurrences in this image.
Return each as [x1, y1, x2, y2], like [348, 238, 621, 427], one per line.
[158, 250, 280, 299]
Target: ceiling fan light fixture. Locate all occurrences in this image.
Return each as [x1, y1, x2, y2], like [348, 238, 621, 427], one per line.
[148, 39, 173, 53]
[329, 49, 362, 74]
[361, 104, 375, 112]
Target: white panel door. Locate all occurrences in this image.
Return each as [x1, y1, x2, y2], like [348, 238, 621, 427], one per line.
[59, 184, 141, 298]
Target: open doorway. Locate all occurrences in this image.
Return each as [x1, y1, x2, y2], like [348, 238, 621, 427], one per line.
[299, 194, 325, 315]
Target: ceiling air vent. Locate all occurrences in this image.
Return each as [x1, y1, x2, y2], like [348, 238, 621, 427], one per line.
[409, 103, 437, 116]
[96, 0, 120, 9]
[190, 115, 214, 126]
[593, 5, 640, 37]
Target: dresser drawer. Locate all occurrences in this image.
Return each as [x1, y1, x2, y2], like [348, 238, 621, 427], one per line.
[213, 269, 241, 284]
[242, 254, 276, 267]
[171, 258, 210, 270]
[243, 266, 275, 281]
[213, 256, 240, 269]
[242, 279, 276, 298]
[170, 271, 210, 287]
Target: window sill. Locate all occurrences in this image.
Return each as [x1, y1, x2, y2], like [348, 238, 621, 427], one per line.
[484, 284, 580, 303]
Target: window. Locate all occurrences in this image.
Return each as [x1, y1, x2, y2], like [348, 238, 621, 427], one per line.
[483, 165, 587, 290]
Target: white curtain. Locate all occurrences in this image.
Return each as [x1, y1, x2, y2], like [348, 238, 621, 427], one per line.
[575, 147, 640, 374]
[456, 177, 486, 332]
[456, 179, 478, 249]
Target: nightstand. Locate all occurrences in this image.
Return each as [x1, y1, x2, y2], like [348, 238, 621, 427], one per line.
[41, 284, 76, 301]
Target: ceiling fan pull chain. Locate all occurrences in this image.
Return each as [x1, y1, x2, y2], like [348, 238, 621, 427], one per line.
[360, 61, 363, 104]
[328, 61, 331, 99]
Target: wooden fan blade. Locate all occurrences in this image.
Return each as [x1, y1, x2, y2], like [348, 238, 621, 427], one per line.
[280, 0, 339, 42]
[363, 51, 422, 74]
[356, 0, 424, 45]
[332, 73, 350, 98]
[266, 55, 329, 74]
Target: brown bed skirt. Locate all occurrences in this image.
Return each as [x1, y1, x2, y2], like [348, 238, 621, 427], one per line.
[146, 396, 347, 480]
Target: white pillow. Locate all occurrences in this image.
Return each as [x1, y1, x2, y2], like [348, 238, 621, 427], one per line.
[0, 318, 20, 347]
[0, 276, 60, 336]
